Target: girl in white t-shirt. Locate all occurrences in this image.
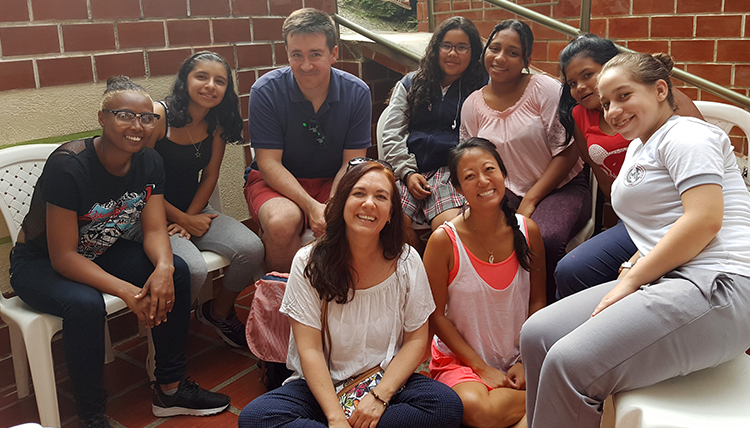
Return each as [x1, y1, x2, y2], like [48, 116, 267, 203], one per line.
[239, 159, 463, 428]
[521, 52, 750, 428]
[424, 138, 546, 428]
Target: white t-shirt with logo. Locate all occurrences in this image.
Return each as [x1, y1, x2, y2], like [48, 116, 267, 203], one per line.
[612, 116, 750, 277]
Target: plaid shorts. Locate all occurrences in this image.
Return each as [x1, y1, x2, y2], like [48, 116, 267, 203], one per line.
[399, 166, 465, 225]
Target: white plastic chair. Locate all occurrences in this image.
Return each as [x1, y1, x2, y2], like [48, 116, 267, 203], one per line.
[565, 168, 598, 252]
[694, 100, 750, 137]
[610, 353, 750, 428]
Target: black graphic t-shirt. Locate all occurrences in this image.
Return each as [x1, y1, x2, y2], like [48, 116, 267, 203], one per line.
[22, 138, 165, 259]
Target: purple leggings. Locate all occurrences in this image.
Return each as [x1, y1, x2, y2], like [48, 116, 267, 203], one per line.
[505, 171, 591, 303]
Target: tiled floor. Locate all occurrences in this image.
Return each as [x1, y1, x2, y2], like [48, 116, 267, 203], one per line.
[0, 287, 266, 428]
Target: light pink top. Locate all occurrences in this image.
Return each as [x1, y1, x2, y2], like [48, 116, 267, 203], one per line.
[433, 218, 530, 373]
[460, 74, 583, 196]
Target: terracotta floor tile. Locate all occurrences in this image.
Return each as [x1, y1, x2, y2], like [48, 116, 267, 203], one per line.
[154, 408, 238, 428]
[217, 369, 267, 410]
[187, 332, 219, 357]
[0, 394, 41, 427]
[235, 292, 254, 308]
[105, 382, 159, 428]
[186, 347, 257, 391]
[114, 334, 148, 353]
[57, 357, 146, 399]
[189, 318, 222, 341]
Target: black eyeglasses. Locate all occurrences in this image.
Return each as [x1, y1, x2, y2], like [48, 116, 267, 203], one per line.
[439, 43, 471, 55]
[102, 109, 161, 128]
[347, 157, 394, 172]
[302, 117, 328, 148]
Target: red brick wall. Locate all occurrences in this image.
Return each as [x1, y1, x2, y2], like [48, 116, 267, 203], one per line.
[0, 0, 337, 140]
[416, 0, 750, 155]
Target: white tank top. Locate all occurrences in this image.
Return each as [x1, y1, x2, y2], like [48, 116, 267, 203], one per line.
[434, 216, 530, 373]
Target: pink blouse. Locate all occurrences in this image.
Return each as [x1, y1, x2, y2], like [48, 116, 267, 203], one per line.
[460, 74, 582, 196]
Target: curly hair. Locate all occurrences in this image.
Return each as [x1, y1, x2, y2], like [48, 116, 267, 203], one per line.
[406, 16, 486, 118]
[449, 137, 532, 271]
[557, 34, 621, 144]
[304, 161, 405, 304]
[164, 51, 244, 144]
[482, 20, 534, 71]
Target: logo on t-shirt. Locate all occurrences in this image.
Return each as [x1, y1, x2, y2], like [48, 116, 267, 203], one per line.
[624, 164, 646, 187]
[77, 184, 155, 259]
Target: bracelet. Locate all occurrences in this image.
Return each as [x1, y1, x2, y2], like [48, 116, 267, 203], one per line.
[370, 389, 389, 407]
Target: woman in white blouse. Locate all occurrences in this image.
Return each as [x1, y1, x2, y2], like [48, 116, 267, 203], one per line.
[239, 158, 463, 428]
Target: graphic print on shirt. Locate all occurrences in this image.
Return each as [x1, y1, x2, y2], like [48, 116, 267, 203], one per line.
[624, 164, 646, 187]
[77, 184, 155, 259]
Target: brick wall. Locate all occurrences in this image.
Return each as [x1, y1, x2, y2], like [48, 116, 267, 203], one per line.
[0, 0, 338, 142]
[416, 0, 750, 156]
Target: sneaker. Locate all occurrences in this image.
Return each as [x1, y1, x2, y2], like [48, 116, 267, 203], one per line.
[195, 300, 248, 348]
[79, 415, 110, 428]
[152, 378, 231, 417]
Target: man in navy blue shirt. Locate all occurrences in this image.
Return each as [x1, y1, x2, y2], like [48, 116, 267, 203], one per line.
[244, 8, 372, 272]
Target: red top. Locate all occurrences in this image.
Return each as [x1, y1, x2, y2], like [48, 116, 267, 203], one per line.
[573, 105, 629, 179]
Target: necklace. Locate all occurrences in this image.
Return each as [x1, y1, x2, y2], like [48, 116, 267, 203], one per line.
[186, 128, 202, 158]
[469, 212, 503, 264]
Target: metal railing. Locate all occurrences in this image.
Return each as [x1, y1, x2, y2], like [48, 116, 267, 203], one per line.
[336, 0, 750, 110]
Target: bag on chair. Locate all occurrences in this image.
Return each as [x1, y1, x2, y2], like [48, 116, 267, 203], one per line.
[246, 272, 293, 390]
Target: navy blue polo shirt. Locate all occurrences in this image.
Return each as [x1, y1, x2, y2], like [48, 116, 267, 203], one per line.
[248, 67, 372, 179]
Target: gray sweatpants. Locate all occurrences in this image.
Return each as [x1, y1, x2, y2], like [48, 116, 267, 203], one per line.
[170, 206, 265, 301]
[520, 266, 750, 428]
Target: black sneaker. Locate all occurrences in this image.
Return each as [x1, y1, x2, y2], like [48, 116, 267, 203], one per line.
[152, 378, 231, 417]
[79, 415, 111, 428]
[195, 300, 248, 348]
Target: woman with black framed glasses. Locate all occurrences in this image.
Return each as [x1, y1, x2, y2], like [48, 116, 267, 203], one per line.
[147, 52, 264, 349]
[240, 160, 463, 428]
[9, 76, 230, 428]
[381, 16, 487, 243]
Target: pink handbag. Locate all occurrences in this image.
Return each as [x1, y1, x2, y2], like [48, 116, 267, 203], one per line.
[245, 272, 290, 363]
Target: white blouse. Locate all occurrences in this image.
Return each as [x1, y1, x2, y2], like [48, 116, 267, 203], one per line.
[280, 244, 436, 385]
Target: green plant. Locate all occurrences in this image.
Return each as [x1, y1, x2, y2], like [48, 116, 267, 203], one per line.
[342, 0, 413, 21]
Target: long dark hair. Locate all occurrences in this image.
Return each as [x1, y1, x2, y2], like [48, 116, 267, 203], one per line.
[449, 137, 531, 271]
[557, 34, 621, 143]
[407, 16, 486, 118]
[304, 162, 405, 304]
[482, 20, 534, 71]
[164, 51, 244, 143]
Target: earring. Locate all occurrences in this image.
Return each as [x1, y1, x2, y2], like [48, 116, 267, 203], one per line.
[387, 218, 391, 224]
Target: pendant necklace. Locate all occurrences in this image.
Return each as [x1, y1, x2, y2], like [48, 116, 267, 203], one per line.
[470, 213, 502, 264]
[186, 127, 202, 158]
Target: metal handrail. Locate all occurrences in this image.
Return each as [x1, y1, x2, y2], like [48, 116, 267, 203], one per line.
[333, 14, 422, 63]
[337, 0, 750, 110]
[478, 0, 750, 110]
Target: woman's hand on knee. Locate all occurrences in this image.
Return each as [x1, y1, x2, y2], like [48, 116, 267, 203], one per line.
[348, 393, 386, 428]
[167, 222, 191, 239]
[477, 365, 513, 389]
[592, 280, 639, 317]
[507, 362, 526, 390]
[137, 264, 176, 325]
[407, 173, 431, 200]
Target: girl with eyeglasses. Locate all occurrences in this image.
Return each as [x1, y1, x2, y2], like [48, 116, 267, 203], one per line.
[9, 76, 230, 428]
[460, 20, 590, 303]
[554, 34, 703, 298]
[521, 51, 750, 428]
[240, 160, 463, 428]
[381, 16, 487, 245]
[147, 52, 264, 348]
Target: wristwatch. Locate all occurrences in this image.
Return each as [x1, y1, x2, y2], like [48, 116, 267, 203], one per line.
[619, 261, 636, 273]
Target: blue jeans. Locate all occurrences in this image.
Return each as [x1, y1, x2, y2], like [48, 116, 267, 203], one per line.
[239, 374, 464, 428]
[554, 221, 637, 299]
[9, 240, 191, 420]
